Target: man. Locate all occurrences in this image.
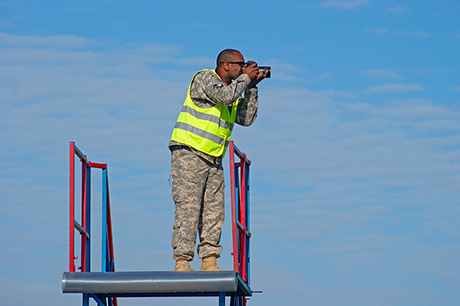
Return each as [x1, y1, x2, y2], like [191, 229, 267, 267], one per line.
[169, 49, 267, 271]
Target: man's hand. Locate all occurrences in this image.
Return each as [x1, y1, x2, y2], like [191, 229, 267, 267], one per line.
[248, 66, 268, 88]
[242, 63, 259, 80]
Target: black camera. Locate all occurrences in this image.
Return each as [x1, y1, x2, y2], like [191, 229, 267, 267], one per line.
[245, 61, 271, 78]
[258, 66, 271, 78]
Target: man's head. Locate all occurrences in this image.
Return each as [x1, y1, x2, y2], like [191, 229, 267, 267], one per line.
[216, 49, 245, 82]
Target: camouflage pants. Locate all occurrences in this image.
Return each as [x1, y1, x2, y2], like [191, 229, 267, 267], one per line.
[170, 147, 225, 261]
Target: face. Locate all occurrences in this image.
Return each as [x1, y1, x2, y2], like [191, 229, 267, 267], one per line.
[227, 52, 245, 80]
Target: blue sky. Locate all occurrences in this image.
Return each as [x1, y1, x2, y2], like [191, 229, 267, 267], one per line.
[1, 1, 459, 305]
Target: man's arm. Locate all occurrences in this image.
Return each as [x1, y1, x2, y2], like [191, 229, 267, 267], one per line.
[235, 87, 258, 126]
[191, 71, 251, 106]
[235, 64, 269, 126]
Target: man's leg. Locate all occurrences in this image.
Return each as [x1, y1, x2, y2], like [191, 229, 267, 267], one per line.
[198, 162, 225, 261]
[170, 148, 209, 263]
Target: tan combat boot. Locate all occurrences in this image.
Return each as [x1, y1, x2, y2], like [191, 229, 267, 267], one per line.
[175, 259, 194, 272]
[200, 255, 222, 271]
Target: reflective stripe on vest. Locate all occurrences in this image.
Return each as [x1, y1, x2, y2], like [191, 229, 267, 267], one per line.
[179, 105, 234, 131]
[171, 70, 238, 157]
[174, 121, 229, 147]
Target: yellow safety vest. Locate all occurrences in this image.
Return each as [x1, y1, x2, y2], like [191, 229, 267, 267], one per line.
[171, 70, 239, 157]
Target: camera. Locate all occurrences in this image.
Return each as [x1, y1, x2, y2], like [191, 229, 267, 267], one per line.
[245, 61, 271, 78]
[258, 66, 271, 78]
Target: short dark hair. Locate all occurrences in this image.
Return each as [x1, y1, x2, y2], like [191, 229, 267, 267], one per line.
[216, 49, 240, 66]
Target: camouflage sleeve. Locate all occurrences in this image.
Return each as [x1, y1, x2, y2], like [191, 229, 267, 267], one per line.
[235, 87, 258, 126]
[191, 70, 251, 106]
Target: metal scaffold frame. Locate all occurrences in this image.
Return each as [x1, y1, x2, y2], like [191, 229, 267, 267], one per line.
[63, 141, 257, 306]
[229, 141, 252, 306]
[69, 142, 117, 306]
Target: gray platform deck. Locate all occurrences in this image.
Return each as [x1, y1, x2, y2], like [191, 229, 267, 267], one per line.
[62, 271, 251, 297]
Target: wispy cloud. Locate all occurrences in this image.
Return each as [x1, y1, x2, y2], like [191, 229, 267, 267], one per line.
[322, 0, 371, 10]
[285, 45, 306, 53]
[383, 4, 409, 14]
[317, 72, 333, 80]
[188, 22, 216, 30]
[0, 32, 91, 49]
[364, 83, 423, 94]
[364, 27, 390, 35]
[360, 69, 403, 79]
[364, 28, 432, 38]
[396, 31, 432, 38]
[178, 56, 214, 67]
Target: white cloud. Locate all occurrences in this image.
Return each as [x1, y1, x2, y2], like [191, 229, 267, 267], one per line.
[364, 27, 390, 35]
[317, 72, 333, 79]
[397, 31, 432, 38]
[322, 0, 371, 10]
[178, 56, 214, 67]
[188, 22, 216, 30]
[285, 45, 307, 53]
[383, 4, 409, 14]
[364, 28, 432, 38]
[0, 31, 91, 49]
[364, 83, 423, 94]
[385, 98, 432, 105]
[360, 69, 403, 79]
[378, 104, 458, 120]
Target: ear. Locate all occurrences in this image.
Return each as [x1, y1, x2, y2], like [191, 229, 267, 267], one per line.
[222, 62, 230, 72]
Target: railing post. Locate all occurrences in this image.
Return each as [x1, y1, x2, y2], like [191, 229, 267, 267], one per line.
[229, 141, 252, 291]
[245, 162, 250, 284]
[240, 158, 247, 281]
[81, 157, 87, 272]
[69, 142, 75, 273]
[102, 168, 108, 272]
[229, 142, 239, 272]
[86, 164, 91, 272]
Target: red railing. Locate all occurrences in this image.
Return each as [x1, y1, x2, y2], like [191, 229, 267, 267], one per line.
[69, 142, 117, 306]
[229, 141, 252, 285]
[69, 142, 88, 272]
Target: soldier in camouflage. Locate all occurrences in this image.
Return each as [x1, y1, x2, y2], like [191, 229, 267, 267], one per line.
[169, 49, 267, 271]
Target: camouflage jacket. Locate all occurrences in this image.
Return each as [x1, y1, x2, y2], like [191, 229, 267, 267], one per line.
[169, 70, 259, 164]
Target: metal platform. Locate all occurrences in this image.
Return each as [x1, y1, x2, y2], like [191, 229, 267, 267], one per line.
[62, 271, 252, 298]
[65, 142, 255, 306]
